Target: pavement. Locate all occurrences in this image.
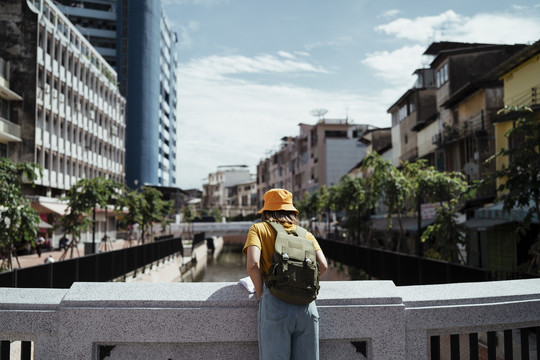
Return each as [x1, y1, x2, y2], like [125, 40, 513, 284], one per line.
[11, 239, 130, 269]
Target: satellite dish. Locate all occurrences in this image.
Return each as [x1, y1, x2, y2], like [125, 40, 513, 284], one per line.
[310, 109, 328, 120]
[463, 162, 478, 176]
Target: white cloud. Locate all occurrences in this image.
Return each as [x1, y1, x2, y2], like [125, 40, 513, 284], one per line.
[362, 45, 427, 88]
[363, 9, 540, 97]
[177, 21, 199, 49]
[376, 10, 540, 44]
[181, 54, 328, 80]
[378, 9, 401, 19]
[278, 51, 296, 60]
[375, 10, 462, 43]
[304, 36, 353, 51]
[445, 13, 540, 44]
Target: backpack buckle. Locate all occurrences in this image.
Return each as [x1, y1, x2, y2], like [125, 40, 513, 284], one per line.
[282, 253, 289, 261]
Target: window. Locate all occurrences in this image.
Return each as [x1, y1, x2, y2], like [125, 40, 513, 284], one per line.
[436, 63, 449, 88]
[0, 98, 8, 120]
[398, 104, 408, 122]
[325, 130, 347, 138]
[0, 143, 7, 158]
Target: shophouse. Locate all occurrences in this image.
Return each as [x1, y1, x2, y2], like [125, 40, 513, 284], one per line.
[466, 40, 540, 274]
[388, 68, 437, 168]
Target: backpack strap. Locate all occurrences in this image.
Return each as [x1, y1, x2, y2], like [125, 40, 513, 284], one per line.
[267, 221, 308, 238]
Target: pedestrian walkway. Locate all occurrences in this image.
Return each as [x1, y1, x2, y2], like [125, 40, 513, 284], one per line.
[12, 239, 128, 269]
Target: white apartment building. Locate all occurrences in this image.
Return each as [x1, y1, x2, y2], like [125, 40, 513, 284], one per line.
[0, 0, 126, 247]
[1, 0, 126, 195]
[202, 166, 253, 217]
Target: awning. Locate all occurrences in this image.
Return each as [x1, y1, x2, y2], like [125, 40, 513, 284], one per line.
[463, 218, 511, 231]
[38, 220, 53, 229]
[371, 217, 434, 232]
[475, 201, 538, 223]
[32, 202, 69, 216]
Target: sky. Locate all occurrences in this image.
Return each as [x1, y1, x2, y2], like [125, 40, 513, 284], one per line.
[161, 0, 540, 190]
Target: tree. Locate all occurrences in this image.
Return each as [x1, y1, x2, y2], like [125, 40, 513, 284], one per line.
[117, 188, 144, 243]
[60, 177, 122, 255]
[331, 175, 373, 243]
[406, 160, 471, 262]
[489, 106, 540, 272]
[0, 159, 42, 271]
[362, 152, 413, 252]
[138, 187, 168, 243]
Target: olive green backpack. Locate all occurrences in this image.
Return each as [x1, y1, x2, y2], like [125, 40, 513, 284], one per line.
[264, 221, 320, 305]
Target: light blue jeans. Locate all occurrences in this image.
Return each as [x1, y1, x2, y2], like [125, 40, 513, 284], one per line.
[258, 285, 319, 360]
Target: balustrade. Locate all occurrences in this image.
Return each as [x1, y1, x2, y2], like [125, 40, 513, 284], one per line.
[0, 279, 538, 359]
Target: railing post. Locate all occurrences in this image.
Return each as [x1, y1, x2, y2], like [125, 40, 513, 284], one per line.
[21, 341, 31, 360]
[0, 340, 10, 359]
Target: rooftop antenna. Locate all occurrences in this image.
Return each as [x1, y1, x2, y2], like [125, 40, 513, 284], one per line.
[310, 108, 328, 121]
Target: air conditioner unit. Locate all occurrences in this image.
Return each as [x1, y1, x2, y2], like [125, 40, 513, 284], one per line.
[432, 133, 441, 145]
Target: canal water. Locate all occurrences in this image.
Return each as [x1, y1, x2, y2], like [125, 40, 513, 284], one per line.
[193, 244, 361, 282]
[199, 244, 247, 282]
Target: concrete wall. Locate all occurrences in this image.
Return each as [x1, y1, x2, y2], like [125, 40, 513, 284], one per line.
[1, 279, 539, 359]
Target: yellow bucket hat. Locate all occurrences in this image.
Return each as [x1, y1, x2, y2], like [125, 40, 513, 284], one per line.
[258, 188, 299, 214]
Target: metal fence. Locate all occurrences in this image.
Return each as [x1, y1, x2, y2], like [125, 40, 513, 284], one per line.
[0, 237, 183, 288]
[318, 238, 538, 285]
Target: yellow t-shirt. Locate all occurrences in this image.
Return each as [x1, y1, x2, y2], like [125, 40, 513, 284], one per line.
[242, 221, 321, 277]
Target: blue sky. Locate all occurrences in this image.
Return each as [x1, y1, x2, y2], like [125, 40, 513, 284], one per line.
[162, 0, 540, 190]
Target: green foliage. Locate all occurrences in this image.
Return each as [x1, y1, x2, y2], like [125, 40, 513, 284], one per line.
[182, 204, 195, 224]
[362, 152, 414, 251]
[0, 159, 42, 270]
[491, 107, 540, 230]
[296, 190, 322, 220]
[59, 177, 123, 244]
[489, 106, 540, 271]
[117, 189, 142, 227]
[332, 175, 372, 243]
[407, 159, 470, 262]
[305, 152, 470, 259]
[122, 186, 174, 242]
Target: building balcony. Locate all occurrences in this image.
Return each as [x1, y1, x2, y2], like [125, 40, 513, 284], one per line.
[0, 117, 22, 143]
[0, 279, 539, 359]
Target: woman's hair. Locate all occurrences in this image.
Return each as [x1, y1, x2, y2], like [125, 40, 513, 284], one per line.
[261, 210, 299, 225]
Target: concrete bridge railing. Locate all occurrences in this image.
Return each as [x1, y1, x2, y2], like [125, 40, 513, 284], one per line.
[1, 279, 539, 359]
[171, 221, 253, 236]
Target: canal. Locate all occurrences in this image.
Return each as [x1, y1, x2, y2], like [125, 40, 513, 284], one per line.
[191, 244, 365, 283]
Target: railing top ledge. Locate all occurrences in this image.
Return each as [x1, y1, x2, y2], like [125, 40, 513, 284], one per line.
[400, 278, 540, 307]
[1, 279, 539, 311]
[0, 288, 67, 310]
[60, 281, 400, 308]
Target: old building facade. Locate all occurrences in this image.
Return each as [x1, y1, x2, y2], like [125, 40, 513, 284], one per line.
[202, 165, 256, 218]
[257, 119, 373, 207]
